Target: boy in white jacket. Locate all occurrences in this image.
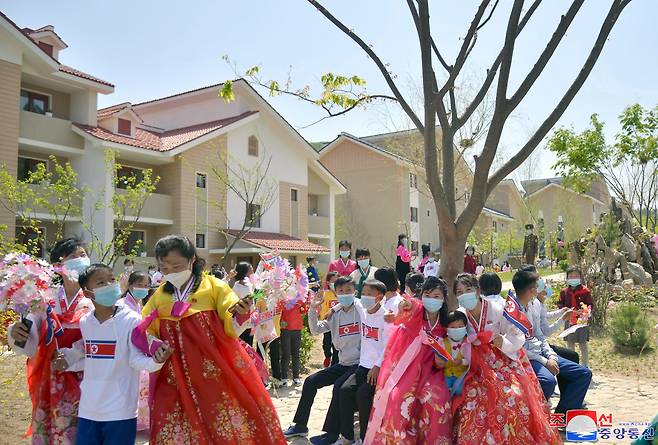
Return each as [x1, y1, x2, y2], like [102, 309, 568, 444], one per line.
[52, 264, 171, 445]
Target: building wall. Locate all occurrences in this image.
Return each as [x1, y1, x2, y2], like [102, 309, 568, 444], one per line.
[279, 181, 309, 239]
[321, 140, 405, 267]
[21, 80, 70, 119]
[0, 59, 22, 239]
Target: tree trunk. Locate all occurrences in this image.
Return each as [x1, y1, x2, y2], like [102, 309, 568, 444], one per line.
[439, 226, 467, 310]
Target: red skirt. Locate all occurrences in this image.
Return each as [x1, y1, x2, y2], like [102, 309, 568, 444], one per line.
[150, 311, 286, 445]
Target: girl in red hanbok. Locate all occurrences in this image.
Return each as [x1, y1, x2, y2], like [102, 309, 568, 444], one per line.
[8, 238, 94, 445]
[139, 235, 286, 445]
[452, 273, 562, 445]
[365, 276, 452, 445]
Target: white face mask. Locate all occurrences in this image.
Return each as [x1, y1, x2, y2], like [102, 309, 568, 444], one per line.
[163, 269, 192, 289]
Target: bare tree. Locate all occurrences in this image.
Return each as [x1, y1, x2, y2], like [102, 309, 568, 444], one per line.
[224, 0, 634, 303]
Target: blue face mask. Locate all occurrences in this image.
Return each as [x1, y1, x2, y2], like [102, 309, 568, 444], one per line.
[92, 282, 122, 307]
[422, 296, 444, 313]
[567, 278, 581, 288]
[131, 287, 149, 300]
[63, 256, 90, 275]
[358, 259, 370, 270]
[458, 292, 479, 310]
[447, 326, 467, 342]
[361, 295, 378, 310]
[337, 294, 355, 307]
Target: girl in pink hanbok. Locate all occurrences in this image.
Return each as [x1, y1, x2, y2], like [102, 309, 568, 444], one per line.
[120, 270, 152, 432]
[452, 273, 562, 445]
[365, 276, 452, 445]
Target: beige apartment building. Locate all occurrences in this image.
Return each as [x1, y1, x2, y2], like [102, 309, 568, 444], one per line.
[318, 129, 526, 267]
[0, 13, 344, 269]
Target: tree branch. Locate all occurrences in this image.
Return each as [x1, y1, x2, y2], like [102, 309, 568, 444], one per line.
[307, 0, 424, 132]
[477, 0, 501, 31]
[488, 0, 633, 190]
[508, 0, 585, 112]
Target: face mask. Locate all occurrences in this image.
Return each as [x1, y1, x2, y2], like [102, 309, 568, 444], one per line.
[358, 259, 370, 270]
[526, 230, 532, 236]
[337, 294, 355, 307]
[63, 256, 90, 276]
[163, 269, 192, 289]
[339, 250, 350, 258]
[125, 265, 134, 273]
[537, 278, 546, 292]
[567, 278, 581, 288]
[92, 282, 122, 307]
[361, 295, 377, 310]
[401, 238, 407, 245]
[422, 296, 443, 313]
[428, 258, 435, 263]
[131, 287, 149, 300]
[458, 292, 479, 310]
[447, 327, 467, 342]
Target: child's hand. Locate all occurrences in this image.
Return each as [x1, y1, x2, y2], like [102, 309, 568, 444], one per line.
[51, 351, 68, 372]
[367, 366, 380, 386]
[153, 342, 173, 364]
[434, 356, 446, 368]
[383, 310, 395, 323]
[230, 298, 252, 315]
[399, 299, 413, 312]
[492, 335, 504, 349]
[9, 322, 29, 343]
[311, 291, 324, 308]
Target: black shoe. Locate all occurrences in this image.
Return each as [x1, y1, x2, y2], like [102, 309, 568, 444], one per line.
[309, 433, 339, 445]
[282, 424, 309, 438]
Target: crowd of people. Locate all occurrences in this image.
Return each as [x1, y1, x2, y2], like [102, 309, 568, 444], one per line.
[6, 234, 596, 445]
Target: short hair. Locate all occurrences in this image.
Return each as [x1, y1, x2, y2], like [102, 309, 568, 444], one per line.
[479, 272, 502, 296]
[235, 262, 252, 281]
[78, 263, 112, 289]
[464, 245, 475, 255]
[453, 273, 479, 294]
[374, 267, 399, 292]
[512, 270, 539, 295]
[442, 310, 468, 328]
[566, 266, 582, 277]
[325, 271, 339, 283]
[405, 272, 425, 295]
[49, 237, 85, 264]
[306, 256, 316, 263]
[334, 276, 355, 291]
[519, 264, 537, 273]
[123, 258, 135, 266]
[338, 240, 352, 249]
[363, 279, 387, 296]
[355, 248, 370, 258]
[128, 271, 150, 287]
[420, 276, 449, 325]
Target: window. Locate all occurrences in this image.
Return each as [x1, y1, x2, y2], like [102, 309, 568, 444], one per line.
[115, 230, 145, 256]
[16, 226, 45, 258]
[409, 173, 417, 189]
[20, 89, 49, 114]
[116, 165, 144, 189]
[247, 203, 261, 228]
[410, 241, 419, 254]
[196, 173, 207, 188]
[291, 189, 298, 202]
[117, 118, 131, 136]
[492, 220, 498, 233]
[427, 209, 431, 217]
[410, 207, 418, 223]
[248, 135, 259, 157]
[38, 42, 54, 57]
[196, 233, 206, 249]
[17, 157, 47, 181]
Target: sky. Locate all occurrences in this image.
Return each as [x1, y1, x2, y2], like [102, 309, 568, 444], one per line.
[5, 0, 657, 179]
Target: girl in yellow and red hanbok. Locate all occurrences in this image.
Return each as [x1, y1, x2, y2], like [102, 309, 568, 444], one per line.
[136, 235, 286, 445]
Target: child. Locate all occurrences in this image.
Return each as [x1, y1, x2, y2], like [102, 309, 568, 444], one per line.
[283, 277, 361, 444]
[280, 296, 308, 386]
[435, 311, 469, 396]
[349, 248, 378, 299]
[307, 256, 321, 291]
[120, 271, 152, 432]
[479, 271, 505, 305]
[338, 279, 393, 444]
[119, 258, 135, 293]
[320, 271, 340, 367]
[57, 264, 171, 445]
[558, 266, 594, 367]
[422, 252, 439, 278]
[403, 272, 425, 300]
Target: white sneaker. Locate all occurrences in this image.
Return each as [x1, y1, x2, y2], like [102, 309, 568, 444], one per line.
[293, 378, 302, 386]
[281, 379, 290, 387]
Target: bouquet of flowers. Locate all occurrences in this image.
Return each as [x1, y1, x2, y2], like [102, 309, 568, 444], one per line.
[0, 252, 56, 347]
[559, 302, 592, 339]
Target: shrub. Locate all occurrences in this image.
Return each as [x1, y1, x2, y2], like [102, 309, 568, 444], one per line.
[300, 315, 315, 370]
[608, 302, 653, 351]
[559, 259, 569, 272]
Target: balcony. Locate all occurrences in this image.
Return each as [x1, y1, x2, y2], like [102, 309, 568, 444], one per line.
[24, 183, 82, 219]
[19, 111, 84, 151]
[308, 214, 330, 237]
[115, 189, 173, 225]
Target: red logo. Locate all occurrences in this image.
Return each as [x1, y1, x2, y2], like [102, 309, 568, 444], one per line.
[339, 323, 360, 336]
[85, 340, 116, 359]
[362, 324, 379, 340]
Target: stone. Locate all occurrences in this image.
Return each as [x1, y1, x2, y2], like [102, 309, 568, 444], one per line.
[626, 262, 653, 286]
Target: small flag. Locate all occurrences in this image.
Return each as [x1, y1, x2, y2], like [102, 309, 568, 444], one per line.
[504, 292, 533, 338]
[424, 331, 452, 362]
[44, 305, 63, 346]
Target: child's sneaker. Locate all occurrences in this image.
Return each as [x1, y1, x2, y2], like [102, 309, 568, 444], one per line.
[281, 379, 290, 387]
[323, 357, 331, 368]
[283, 424, 309, 438]
[293, 378, 302, 386]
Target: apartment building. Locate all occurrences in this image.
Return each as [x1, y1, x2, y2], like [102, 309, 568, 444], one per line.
[1, 13, 344, 268]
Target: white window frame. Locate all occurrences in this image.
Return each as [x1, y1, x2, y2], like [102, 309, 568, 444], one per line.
[20, 87, 54, 115]
[194, 171, 209, 249]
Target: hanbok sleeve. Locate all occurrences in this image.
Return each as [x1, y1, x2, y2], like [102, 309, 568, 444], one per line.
[127, 315, 165, 373]
[215, 280, 240, 338]
[141, 294, 160, 338]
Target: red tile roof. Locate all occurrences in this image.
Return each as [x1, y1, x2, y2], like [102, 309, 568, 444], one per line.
[73, 111, 257, 152]
[59, 65, 113, 87]
[97, 103, 132, 119]
[224, 230, 330, 253]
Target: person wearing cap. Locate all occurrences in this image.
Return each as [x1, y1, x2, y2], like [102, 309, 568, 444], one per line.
[523, 223, 539, 265]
